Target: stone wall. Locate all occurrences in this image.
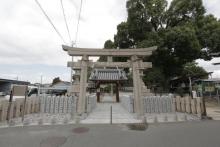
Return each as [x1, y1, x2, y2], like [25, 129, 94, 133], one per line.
[0, 97, 40, 121]
[39, 96, 76, 114]
[0, 94, 97, 122]
[120, 95, 205, 117]
[174, 96, 205, 116]
[143, 96, 175, 113]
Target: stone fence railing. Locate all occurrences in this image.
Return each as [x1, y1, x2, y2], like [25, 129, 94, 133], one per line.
[120, 95, 134, 113]
[39, 96, 76, 114]
[0, 97, 40, 122]
[143, 96, 175, 113]
[0, 94, 97, 122]
[174, 96, 205, 116]
[120, 95, 205, 116]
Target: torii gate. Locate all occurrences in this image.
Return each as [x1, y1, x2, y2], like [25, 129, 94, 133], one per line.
[63, 45, 157, 117]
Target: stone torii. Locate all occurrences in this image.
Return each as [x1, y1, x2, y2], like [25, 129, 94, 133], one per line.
[62, 45, 157, 117]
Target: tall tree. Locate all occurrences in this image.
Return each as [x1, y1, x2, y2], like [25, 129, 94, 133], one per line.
[104, 0, 220, 90]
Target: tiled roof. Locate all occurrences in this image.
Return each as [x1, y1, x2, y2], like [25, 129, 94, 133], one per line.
[89, 69, 127, 81]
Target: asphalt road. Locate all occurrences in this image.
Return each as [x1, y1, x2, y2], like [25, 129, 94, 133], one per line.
[0, 120, 220, 147]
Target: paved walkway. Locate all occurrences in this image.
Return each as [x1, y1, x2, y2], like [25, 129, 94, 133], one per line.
[81, 102, 141, 124]
[206, 99, 220, 120]
[81, 95, 200, 124]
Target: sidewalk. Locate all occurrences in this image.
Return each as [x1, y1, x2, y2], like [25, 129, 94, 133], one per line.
[206, 98, 220, 120]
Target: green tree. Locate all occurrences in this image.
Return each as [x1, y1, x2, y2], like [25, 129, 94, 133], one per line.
[104, 0, 220, 90]
[52, 77, 61, 85]
[144, 68, 167, 91]
[196, 15, 220, 58]
[182, 62, 208, 78]
[167, 0, 205, 27]
[114, 22, 133, 49]
[99, 40, 115, 62]
[104, 40, 115, 49]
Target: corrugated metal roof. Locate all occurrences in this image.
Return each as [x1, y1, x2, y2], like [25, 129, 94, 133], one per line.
[89, 69, 127, 81]
[0, 78, 30, 84]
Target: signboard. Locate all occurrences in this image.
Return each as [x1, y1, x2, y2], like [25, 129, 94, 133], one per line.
[205, 86, 215, 92]
[197, 85, 202, 92]
[215, 84, 220, 90]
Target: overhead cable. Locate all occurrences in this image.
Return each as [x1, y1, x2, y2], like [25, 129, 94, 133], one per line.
[74, 0, 83, 46]
[60, 0, 72, 43]
[35, 0, 67, 44]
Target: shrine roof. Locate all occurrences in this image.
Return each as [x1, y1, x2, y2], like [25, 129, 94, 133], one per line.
[89, 69, 127, 81]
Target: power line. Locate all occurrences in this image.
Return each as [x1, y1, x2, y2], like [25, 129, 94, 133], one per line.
[35, 0, 67, 44]
[74, 0, 83, 46]
[60, 0, 72, 43]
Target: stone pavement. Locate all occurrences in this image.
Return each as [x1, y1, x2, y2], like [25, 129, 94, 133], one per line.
[81, 103, 142, 124]
[206, 99, 220, 120]
[81, 95, 200, 124]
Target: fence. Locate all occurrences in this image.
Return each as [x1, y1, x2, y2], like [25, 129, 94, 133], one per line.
[120, 95, 134, 113]
[174, 96, 205, 115]
[0, 97, 40, 121]
[120, 95, 205, 116]
[0, 94, 97, 122]
[143, 96, 175, 113]
[39, 95, 76, 114]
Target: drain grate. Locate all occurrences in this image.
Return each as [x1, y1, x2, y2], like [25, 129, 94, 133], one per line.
[73, 127, 90, 134]
[127, 123, 148, 131]
[40, 136, 67, 147]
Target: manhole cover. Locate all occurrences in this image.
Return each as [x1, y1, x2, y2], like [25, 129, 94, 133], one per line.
[72, 127, 90, 134]
[40, 136, 67, 147]
[127, 123, 148, 131]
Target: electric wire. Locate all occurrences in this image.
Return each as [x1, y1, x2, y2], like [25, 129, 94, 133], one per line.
[74, 0, 83, 47]
[35, 0, 67, 44]
[60, 0, 72, 43]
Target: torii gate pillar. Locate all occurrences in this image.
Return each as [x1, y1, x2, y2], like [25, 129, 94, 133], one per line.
[132, 55, 144, 116]
[78, 55, 88, 115]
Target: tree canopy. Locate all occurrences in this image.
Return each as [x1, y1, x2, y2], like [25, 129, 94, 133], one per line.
[103, 0, 220, 90]
[52, 77, 62, 85]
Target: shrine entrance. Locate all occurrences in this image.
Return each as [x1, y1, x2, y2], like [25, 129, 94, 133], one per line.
[63, 45, 157, 117]
[89, 69, 127, 103]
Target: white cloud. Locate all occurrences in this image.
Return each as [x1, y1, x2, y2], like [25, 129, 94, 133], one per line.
[0, 0, 220, 83]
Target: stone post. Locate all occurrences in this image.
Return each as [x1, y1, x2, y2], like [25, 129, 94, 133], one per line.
[196, 98, 202, 116]
[15, 99, 22, 117]
[8, 101, 15, 120]
[1, 100, 9, 121]
[26, 99, 31, 114]
[78, 55, 89, 115]
[176, 96, 181, 112]
[185, 96, 191, 113]
[191, 99, 196, 114]
[181, 98, 186, 112]
[172, 97, 177, 112]
[131, 55, 144, 116]
[200, 97, 205, 115]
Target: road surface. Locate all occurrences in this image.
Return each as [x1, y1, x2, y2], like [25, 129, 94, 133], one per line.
[0, 120, 220, 147]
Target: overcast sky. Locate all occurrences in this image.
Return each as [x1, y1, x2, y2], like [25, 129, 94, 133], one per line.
[0, 0, 219, 83]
